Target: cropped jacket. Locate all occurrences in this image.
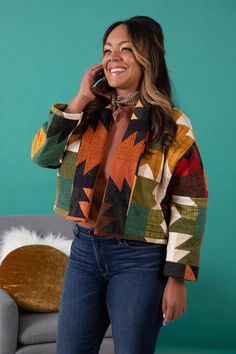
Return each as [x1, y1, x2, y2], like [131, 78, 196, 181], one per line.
[31, 100, 208, 282]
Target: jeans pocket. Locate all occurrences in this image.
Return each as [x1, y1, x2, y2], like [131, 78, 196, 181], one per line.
[122, 239, 164, 250]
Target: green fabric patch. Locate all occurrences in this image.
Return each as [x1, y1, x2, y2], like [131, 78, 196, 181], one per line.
[169, 203, 207, 239]
[124, 204, 149, 238]
[175, 236, 202, 266]
[55, 175, 72, 211]
[169, 203, 198, 236]
[34, 133, 67, 167]
[192, 197, 208, 208]
[59, 151, 77, 179]
[169, 217, 195, 235]
[145, 209, 166, 239]
[42, 121, 49, 134]
[194, 207, 208, 237]
[131, 176, 157, 208]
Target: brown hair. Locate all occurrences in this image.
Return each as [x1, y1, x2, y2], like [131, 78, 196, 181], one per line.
[76, 16, 177, 151]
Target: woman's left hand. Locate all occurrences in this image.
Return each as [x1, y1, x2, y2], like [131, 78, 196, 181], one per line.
[162, 276, 187, 325]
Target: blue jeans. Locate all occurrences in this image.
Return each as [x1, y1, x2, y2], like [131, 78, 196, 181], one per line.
[56, 224, 168, 354]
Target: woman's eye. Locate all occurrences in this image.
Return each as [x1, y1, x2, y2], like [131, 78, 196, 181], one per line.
[103, 47, 132, 55]
[122, 47, 132, 51]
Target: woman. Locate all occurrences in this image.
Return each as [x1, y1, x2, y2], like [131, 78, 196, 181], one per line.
[31, 16, 208, 354]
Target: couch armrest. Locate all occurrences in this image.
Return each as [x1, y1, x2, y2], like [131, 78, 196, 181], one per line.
[0, 289, 19, 354]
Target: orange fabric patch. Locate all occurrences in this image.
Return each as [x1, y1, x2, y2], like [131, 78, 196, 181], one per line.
[184, 264, 197, 281]
[31, 127, 46, 159]
[76, 122, 108, 174]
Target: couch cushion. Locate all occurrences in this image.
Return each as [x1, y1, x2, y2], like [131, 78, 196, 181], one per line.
[19, 312, 113, 346]
[16, 339, 115, 354]
[99, 337, 115, 354]
[16, 342, 56, 354]
[105, 324, 112, 337]
[0, 289, 18, 353]
[19, 312, 58, 345]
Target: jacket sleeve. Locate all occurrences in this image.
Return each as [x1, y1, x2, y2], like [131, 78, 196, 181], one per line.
[163, 142, 208, 282]
[31, 103, 83, 169]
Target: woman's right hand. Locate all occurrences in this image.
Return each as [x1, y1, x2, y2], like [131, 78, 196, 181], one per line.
[64, 64, 104, 114]
[77, 63, 104, 103]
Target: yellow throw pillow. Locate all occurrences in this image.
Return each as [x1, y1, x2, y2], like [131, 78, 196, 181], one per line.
[0, 244, 68, 312]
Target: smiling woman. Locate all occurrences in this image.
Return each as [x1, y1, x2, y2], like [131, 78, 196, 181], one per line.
[31, 15, 208, 354]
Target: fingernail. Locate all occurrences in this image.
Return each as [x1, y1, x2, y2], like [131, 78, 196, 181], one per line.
[163, 313, 166, 319]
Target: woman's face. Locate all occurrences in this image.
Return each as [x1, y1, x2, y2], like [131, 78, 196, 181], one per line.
[102, 24, 143, 96]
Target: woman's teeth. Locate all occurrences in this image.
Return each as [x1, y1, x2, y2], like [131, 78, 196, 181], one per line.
[110, 68, 127, 75]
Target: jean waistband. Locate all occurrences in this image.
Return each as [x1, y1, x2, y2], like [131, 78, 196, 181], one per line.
[73, 223, 95, 237]
[73, 223, 122, 241]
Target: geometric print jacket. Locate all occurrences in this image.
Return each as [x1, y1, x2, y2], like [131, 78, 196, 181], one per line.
[31, 100, 208, 282]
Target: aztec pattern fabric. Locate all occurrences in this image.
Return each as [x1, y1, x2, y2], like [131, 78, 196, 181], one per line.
[31, 101, 208, 282]
[67, 101, 150, 234]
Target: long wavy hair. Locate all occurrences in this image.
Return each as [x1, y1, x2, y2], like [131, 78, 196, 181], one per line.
[75, 16, 178, 151]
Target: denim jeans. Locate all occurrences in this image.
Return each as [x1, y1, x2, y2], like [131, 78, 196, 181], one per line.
[56, 224, 168, 354]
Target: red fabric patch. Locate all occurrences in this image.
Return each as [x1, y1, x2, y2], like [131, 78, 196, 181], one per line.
[174, 145, 202, 176]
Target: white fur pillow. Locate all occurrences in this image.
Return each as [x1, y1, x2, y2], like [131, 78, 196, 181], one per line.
[0, 226, 72, 264]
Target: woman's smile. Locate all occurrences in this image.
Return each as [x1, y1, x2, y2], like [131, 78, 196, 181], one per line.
[109, 67, 127, 75]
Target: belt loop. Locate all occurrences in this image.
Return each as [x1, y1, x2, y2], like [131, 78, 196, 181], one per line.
[89, 228, 95, 236]
[73, 224, 79, 237]
[116, 237, 123, 244]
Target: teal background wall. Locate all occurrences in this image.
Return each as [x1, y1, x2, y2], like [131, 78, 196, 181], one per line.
[1, 0, 235, 352]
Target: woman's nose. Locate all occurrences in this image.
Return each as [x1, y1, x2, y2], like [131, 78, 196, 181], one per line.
[109, 50, 122, 60]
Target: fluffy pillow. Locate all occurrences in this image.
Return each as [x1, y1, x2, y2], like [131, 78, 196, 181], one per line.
[0, 226, 72, 264]
[0, 226, 73, 312]
[0, 245, 68, 312]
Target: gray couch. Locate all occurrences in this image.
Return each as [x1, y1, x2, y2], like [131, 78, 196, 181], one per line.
[0, 214, 114, 354]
